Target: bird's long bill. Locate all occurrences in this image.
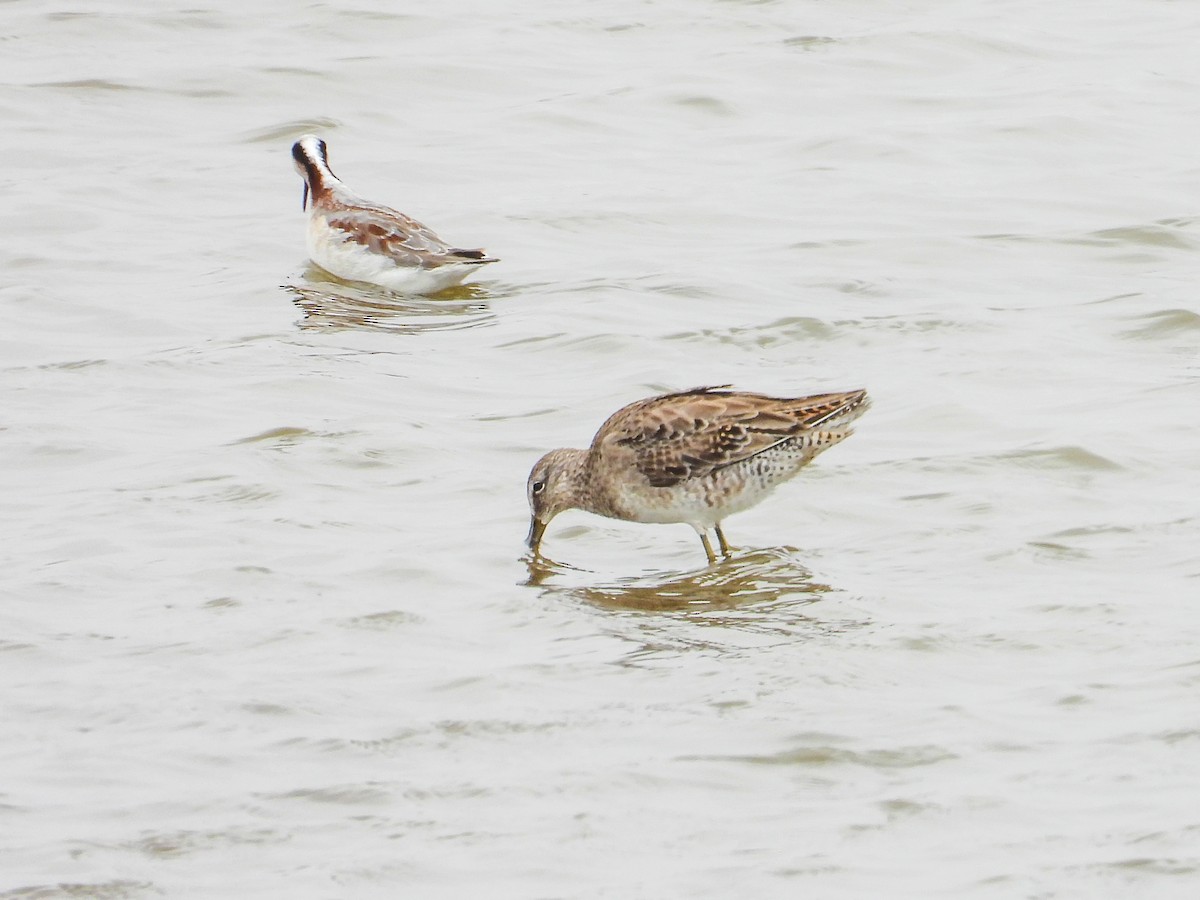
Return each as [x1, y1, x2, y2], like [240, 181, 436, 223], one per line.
[526, 517, 548, 554]
[301, 181, 309, 211]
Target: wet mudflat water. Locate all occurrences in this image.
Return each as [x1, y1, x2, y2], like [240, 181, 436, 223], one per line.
[2, 1, 1199, 897]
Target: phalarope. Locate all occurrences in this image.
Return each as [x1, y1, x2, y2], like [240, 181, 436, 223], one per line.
[526, 386, 869, 562]
[291, 134, 497, 295]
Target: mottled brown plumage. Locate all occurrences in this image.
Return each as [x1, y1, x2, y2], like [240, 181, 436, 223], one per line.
[526, 386, 870, 562]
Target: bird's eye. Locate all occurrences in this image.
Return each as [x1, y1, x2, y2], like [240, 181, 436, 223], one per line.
[532, 481, 546, 495]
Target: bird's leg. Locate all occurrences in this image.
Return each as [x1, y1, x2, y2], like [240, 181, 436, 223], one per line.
[698, 531, 717, 564]
[714, 524, 732, 557]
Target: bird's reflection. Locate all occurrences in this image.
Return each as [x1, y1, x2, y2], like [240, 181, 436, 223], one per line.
[524, 546, 834, 612]
[282, 271, 495, 334]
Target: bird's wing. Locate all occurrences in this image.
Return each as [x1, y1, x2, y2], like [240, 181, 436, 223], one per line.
[595, 386, 867, 488]
[326, 203, 492, 268]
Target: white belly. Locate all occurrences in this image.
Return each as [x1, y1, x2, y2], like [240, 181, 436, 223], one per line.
[608, 443, 819, 528]
[612, 472, 786, 529]
[306, 217, 477, 295]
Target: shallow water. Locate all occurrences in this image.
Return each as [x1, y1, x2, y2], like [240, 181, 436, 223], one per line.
[3, 1, 1199, 897]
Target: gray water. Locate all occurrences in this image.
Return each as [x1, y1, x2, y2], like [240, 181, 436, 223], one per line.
[3, 1, 1199, 897]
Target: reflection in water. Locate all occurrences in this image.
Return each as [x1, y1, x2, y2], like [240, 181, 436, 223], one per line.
[525, 546, 834, 613]
[283, 271, 496, 333]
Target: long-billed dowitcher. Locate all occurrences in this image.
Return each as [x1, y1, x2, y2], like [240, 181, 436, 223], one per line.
[291, 135, 497, 295]
[526, 386, 870, 562]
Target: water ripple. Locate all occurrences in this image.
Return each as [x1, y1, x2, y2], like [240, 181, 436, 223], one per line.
[0, 881, 161, 899]
[1120, 309, 1200, 339]
[682, 742, 956, 769]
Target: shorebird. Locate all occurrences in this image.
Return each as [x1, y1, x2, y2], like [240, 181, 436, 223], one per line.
[290, 134, 497, 295]
[526, 386, 869, 562]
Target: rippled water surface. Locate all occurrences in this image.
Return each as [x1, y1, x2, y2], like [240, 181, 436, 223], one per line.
[3, 1, 1199, 897]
